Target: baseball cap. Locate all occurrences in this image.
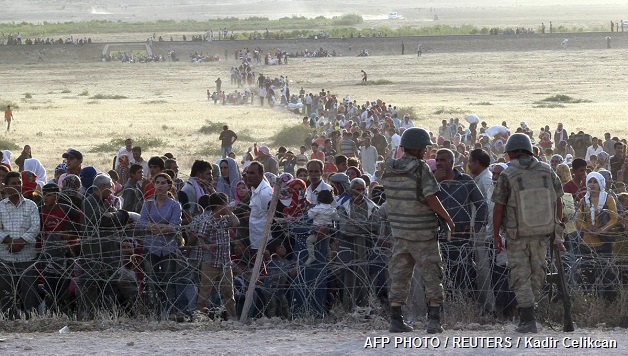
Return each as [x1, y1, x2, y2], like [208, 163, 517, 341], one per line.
[258, 145, 271, 156]
[42, 183, 60, 194]
[62, 149, 83, 161]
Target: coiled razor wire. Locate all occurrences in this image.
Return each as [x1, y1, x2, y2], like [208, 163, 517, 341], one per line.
[1, 189, 628, 324]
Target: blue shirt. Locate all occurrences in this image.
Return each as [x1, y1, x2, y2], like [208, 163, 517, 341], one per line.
[140, 197, 182, 256]
[436, 169, 487, 235]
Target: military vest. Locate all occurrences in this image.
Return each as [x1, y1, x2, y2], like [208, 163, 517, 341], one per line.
[382, 157, 439, 241]
[502, 158, 556, 237]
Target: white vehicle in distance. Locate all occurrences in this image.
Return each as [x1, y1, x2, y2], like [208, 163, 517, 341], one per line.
[388, 12, 403, 20]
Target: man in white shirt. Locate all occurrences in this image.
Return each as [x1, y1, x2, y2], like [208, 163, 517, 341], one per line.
[359, 137, 379, 175]
[390, 128, 401, 158]
[115, 138, 134, 169]
[584, 137, 604, 163]
[245, 162, 273, 252]
[0, 171, 41, 316]
[400, 114, 414, 130]
[305, 160, 331, 205]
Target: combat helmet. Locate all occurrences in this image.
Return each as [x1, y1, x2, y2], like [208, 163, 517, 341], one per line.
[400, 127, 435, 150]
[504, 133, 533, 154]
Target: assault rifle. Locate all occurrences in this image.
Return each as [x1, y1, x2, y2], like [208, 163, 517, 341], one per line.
[548, 224, 575, 332]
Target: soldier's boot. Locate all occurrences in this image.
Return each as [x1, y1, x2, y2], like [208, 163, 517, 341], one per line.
[304, 235, 317, 266]
[389, 306, 413, 333]
[515, 307, 538, 333]
[426, 306, 444, 334]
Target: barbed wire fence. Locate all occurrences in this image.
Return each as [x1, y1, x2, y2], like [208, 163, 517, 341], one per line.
[1, 189, 628, 327]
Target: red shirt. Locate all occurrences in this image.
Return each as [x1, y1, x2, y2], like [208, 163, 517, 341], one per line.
[41, 205, 71, 233]
[563, 180, 586, 203]
[311, 151, 325, 162]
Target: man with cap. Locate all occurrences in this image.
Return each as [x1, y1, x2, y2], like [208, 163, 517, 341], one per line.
[382, 127, 454, 334]
[492, 133, 563, 333]
[0, 171, 41, 317]
[63, 148, 83, 176]
[256, 145, 278, 175]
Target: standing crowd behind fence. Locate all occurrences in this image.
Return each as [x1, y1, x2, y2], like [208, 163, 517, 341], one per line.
[1, 89, 628, 324]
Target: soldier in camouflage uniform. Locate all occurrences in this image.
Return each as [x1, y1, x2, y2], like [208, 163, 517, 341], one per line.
[383, 128, 455, 333]
[492, 133, 564, 333]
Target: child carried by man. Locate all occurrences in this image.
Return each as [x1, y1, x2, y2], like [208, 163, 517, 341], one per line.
[305, 190, 339, 265]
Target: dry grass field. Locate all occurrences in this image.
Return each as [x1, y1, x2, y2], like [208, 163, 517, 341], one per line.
[2, 0, 628, 175]
[2, 35, 628, 175]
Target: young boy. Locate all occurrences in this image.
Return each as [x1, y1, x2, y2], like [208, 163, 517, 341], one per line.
[305, 190, 339, 265]
[189, 192, 240, 319]
[263, 240, 296, 318]
[296, 145, 309, 168]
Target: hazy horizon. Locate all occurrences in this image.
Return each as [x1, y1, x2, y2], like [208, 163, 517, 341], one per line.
[2, 0, 628, 26]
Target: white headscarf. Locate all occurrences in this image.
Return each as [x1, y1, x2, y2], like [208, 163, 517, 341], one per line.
[23, 158, 48, 189]
[583, 172, 607, 225]
[1, 150, 11, 166]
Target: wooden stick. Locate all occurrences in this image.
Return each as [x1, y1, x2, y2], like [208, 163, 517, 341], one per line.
[240, 178, 281, 322]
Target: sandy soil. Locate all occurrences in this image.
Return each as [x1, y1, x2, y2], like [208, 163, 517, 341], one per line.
[0, 324, 627, 355]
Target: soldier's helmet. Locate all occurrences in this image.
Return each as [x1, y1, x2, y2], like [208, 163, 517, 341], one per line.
[400, 127, 435, 150]
[504, 133, 533, 155]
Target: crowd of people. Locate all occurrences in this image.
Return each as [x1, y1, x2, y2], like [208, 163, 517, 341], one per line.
[1, 82, 627, 327]
[3, 33, 92, 46]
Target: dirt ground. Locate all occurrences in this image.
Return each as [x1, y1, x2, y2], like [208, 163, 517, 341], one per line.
[2, 2, 628, 352]
[0, 324, 627, 355]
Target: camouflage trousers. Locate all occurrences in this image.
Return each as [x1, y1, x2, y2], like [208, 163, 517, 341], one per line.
[506, 235, 548, 308]
[389, 236, 444, 306]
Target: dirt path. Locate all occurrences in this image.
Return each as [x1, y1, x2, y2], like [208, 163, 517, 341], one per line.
[1, 325, 627, 355]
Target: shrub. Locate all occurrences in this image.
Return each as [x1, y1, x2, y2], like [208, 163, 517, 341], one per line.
[89, 94, 128, 100]
[78, 90, 89, 96]
[368, 79, 393, 85]
[0, 138, 20, 150]
[540, 94, 591, 103]
[142, 100, 167, 104]
[24, 93, 33, 99]
[271, 124, 313, 148]
[433, 106, 464, 115]
[90, 137, 166, 153]
[330, 14, 363, 26]
[61, 88, 71, 94]
[198, 121, 226, 135]
[0, 101, 18, 110]
[395, 106, 419, 119]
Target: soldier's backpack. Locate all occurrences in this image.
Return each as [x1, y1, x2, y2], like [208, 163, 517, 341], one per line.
[503, 160, 557, 237]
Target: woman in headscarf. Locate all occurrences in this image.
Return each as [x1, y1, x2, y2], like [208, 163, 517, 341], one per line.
[14, 145, 32, 172]
[23, 158, 47, 189]
[282, 179, 309, 219]
[275, 173, 294, 218]
[215, 157, 241, 201]
[59, 173, 84, 220]
[21, 170, 43, 206]
[596, 151, 610, 171]
[1, 150, 12, 171]
[576, 172, 618, 255]
[79, 166, 98, 196]
[230, 180, 251, 243]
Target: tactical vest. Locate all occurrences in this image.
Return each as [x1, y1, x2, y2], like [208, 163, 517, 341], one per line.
[502, 159, 556, 237]
[382, 158, 439, 241]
